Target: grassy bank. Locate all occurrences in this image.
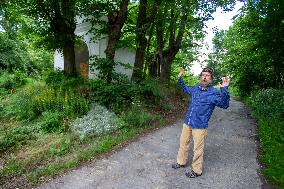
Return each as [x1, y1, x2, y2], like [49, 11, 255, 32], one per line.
[0, 71, 186, 188]
[246, 89, 284, 188]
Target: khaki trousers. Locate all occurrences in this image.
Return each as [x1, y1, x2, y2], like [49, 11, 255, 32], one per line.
[176, 123, 208, 175]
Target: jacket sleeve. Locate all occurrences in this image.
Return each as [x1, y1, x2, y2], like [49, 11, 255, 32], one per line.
[178, 77, 193, 95]
[213, 86, 230, 109]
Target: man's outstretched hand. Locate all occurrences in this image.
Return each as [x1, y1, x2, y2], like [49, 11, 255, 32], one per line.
[178, 67, 185, 78]
[220, 77, 230, 87]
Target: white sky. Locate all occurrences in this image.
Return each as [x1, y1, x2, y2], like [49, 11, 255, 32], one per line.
[190, 2, 243, 75]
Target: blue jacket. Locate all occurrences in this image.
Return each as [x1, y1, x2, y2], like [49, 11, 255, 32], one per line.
[178, 77, 230, 129]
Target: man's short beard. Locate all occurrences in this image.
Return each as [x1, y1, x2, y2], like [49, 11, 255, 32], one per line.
[200, 81, 211, 88]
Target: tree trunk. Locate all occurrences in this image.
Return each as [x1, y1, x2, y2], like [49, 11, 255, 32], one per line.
[156, 3, 189, 83]
[104, 0, 129, 83]
[160, 52, 176, 82]
[52, 0, 76, 76]
[149, 55, 158, 77]
[132, 0, 147, 80]
[63, 39, 76, 76]
[132, 0, 162, 81]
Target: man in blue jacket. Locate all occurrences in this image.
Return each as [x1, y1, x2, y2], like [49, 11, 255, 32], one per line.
[172, 67, 230, 178]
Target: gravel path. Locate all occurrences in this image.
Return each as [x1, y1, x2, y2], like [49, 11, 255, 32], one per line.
[38, 99, 263, 189]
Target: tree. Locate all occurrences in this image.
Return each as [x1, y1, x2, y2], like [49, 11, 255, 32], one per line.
[207, 30, 227, 84]
[211, 0, 284, 96]
[0, 1, 53, 74]
[18, 0, 77, 76]
[80, 0, 235, 83]
[131, 0, 161, 81]
[155, 1, 190, 82]
[146, 0, 235, 83]
[79, 0, 129, 83]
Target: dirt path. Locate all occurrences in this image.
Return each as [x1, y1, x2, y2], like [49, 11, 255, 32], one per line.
[38, 99, 264, 189]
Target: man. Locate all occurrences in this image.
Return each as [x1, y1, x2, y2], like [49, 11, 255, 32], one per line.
[172, 67, 230, 178]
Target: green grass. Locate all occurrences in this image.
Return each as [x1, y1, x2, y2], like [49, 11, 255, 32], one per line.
[26, 127, 144, 184]
[242, 88, 284, 188]
[0, 125, 148, 184]
[256, 116, 284, 188]
[0, 123, 148, 182]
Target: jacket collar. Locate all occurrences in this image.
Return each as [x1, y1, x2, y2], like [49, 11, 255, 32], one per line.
[198, 84, 212, 91]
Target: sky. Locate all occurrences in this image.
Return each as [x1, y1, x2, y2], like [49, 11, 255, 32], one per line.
[190, 1, 244, 75]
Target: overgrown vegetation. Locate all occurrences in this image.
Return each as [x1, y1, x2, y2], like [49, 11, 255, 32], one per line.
[247, 89, 284, 188]
[0, 67, 185, 187]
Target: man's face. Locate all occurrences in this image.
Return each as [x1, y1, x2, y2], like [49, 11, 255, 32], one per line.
[200, 71, 212, 88]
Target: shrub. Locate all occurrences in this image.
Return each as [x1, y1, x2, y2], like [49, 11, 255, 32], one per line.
[0, 33, 30, 72]
[40, 111, 64, 133]
[248, 88, 284, 187]
[90, 79, 165, 113]
[5, 83, 89, 120]
[89, 56, 132, 84]
[248, 89, 284, 119]
[71, 103, 123, 140]
[5, 84, 43, 120]
[0, 71, 27, 91]
[0, 124, 39, 152]
[32, 87, 89, 116]
[122, 105, 156, 128]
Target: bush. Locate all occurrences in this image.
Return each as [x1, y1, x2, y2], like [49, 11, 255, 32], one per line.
[122, 105, 156, 128]
[71, 103, 122, 139]
[90, 79, 165, 113]
[5, 83, 89, 120]
[0, 124, 39, 152]
[248, 88, 284, 119]
[0, 33, 30, 72]
[89, 56, 132, 84]
[248, 88, 284, 187]
[0, 71, 27, 91]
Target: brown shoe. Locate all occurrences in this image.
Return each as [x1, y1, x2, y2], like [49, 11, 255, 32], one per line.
[172, 163, 185, 169]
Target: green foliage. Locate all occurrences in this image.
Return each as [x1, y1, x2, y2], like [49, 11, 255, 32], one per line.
[249, 89, 284, 119]
[0, 123, 39, 152]
[257, 117, 284, 188]
[210, 1, 284, 96]
[0, 71, 27, 92]
[40, 111, 64, 133]
[89, 56, 132, 84]
[4, 81, 89, 121]
[90, 56, 116, 83]
[44, 70, 90, 93]
[44, 70, 67, 85]
[122, 105, 156, 128]
[4, 83, 44, 120]
[0, 33, 30, 72]
[207, 30, 227, 85]
[90, 78, 164, 113]
[247, 89, 284, 187]
[0, 30, 52, 77]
